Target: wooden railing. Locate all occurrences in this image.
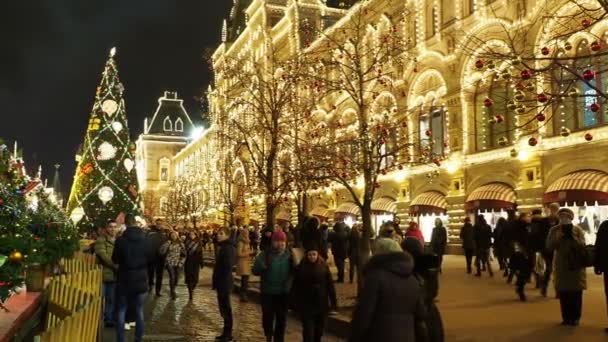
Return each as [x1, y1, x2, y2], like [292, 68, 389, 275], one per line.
[39, 253, 103, 342]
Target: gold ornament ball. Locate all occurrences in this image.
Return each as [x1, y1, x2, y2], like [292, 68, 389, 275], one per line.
[9, 250, 23, 263]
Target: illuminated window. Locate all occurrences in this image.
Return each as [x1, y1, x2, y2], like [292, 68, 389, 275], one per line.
[159, 158, 170, 182]
[474, 78, 515, 151]
[419, 103, 445, 156]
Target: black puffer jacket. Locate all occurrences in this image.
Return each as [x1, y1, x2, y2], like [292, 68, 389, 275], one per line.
[290, 258, 337, 315]
[330, 222, 350, 259]
[349, 252, 428, 342]
[113, 226, 152, 295]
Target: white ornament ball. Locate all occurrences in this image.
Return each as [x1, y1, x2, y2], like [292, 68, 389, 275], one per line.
[123, 159, 134, 172]
[112, 121, 123, 133]
[102, 99, 118, 116]
[70, 207, 85, 224]
[97, 142, 117, 160]
[98, 187, 114, 204]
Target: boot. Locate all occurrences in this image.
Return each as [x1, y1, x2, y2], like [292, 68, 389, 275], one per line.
[516, 287, 526, 302]
[188, 288, 194, 302]
[240, 277, 249, 302]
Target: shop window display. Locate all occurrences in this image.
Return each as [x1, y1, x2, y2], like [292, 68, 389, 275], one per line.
[417, 214, 449, 243]
[562, 204, 608, 244]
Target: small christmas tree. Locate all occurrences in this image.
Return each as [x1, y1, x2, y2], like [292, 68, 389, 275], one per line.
[66, 48, 141, 229]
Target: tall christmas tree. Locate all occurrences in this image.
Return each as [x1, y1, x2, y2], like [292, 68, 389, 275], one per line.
[67, 48, 140, 229]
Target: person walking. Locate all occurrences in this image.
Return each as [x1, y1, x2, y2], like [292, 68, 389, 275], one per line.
[184, 231, 203, 302]
[252, 231, 293, 342]
[512, 212, 532, 301]
[300, 216, 324, 252]
[212, 227, 237, 342]
[430, 218, 447, 273]
[290, 243, 337, 342]
[320, 224, 330, 260]
[547, 208, 587, 326]
[95, 220, 118, 327]
[146, 219, 167, 297]
[493, 217, 508, 272]
[405, 221, 425, 245]
[348, 224, 361, 284]
[330, 220, 350, 283]
[161, 231, 186, 300]
[250, 227, 259, 252]
[540, 203, 561, 296]
[459, 217, 476, 274]
[594, 220, 608, 333]
[236, 226, 252, 302]
[473, 215, 493, 277]
[112, 214, 152, 342]
[349, 238, 428, 342]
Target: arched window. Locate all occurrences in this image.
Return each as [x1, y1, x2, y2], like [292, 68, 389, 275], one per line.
[163, 117, 172, 131]
[553, 39, 607, 134]
[175, 118, 184, 132]
[419, 101, 445, 156]
[474, 77, 515, 151]
[159, 158, 170, 182]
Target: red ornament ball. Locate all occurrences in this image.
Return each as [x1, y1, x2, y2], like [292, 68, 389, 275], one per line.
[541, 47, 550, 55]
[425, 130, 432, 137]
[591, 41, 602, 52]
[475, 59, 484, 69]
[520, 69, 532, 80]
[583, 69, 595, 81]
[433, 159, 441, 167]
[495, 115, 504, 123]
[379, 138, 386, 145]
[528, 137, 538, 146]
[590, 103, 600, 112]
[0, 198, 3, 205]
[585, 132, 593, 141]
[483, 98, 494, 107]
[537, 93, 548, 103]
[398, 165, 404, 170]
[536, 113, 546, 122]
[582, 19, 591, 28]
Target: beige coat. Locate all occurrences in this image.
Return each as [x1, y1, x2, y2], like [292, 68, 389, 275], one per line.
[236, 236, 251, 276]
[546, 224, 587, 292]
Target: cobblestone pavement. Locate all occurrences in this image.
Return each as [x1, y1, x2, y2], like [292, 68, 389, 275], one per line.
[102, 268, 343, 342]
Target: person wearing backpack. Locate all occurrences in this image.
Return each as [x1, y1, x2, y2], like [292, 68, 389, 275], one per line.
[546, 208, 587, 326]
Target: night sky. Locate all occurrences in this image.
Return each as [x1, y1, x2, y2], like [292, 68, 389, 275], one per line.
[0, 1, 232, 196]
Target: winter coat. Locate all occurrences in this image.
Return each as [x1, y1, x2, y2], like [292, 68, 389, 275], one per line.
[260, 227, 274, 252]
[330, 222, 350, 260]
[348, 229, 361, 259]
[430, 225, 447, 255]
[529, 215, 550, 253]
[473, 223, 492, 250]
[146, 227, 167, 262]
[405, 228, 425, 244]
[546, 224, 587, 292]
[349, 252, 428, 342]
[459, 223, 475, 250]
[300, 220, 324, 251]
[252, 249, 293, 295]
[112, 226, 151, 296]
[184, 239, 203, 286]
[290, 258, 337, 316]
[95, 234, 117, 282]
[595, 220, 608, 272]
[512, 220, 531, 255]
[236, 236, 251, 276]
[161, 240, 186, 268]
[212, 239, 236, 294]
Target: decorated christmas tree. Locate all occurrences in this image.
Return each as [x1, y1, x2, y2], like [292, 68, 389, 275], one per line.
[0, 140, 79, 303]
[66, 48, 141, 230]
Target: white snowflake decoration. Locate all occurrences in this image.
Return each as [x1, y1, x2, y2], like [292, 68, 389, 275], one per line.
[102, 99, 118, 116]
[112, 121, 123, 133]
[123, 158, 134, 172]
[98, 187, 114, 204]
[97, 142, 117, 160]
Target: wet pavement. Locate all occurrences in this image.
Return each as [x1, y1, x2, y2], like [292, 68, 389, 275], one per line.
[101, 268, 343, 342]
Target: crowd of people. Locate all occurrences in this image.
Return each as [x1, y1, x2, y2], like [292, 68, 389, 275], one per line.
[91, 204, 608, 342]
[460, 203, 608, 330]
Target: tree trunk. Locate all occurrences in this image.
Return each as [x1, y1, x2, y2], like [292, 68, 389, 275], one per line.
[297, 192, 309, 225]
[356, 200, 373, 296]
[265, 202, 276, 230]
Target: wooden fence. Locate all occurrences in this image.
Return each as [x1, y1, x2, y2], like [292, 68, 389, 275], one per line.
[39, 253, 103, 342]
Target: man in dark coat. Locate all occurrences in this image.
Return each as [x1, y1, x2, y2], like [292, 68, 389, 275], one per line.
[348, 224, 361, 283]
[112, 214, 152, 342]
[510, 212, 533, 301]
[459, 217, 476, 274]
[260, 225, 274, 252]
[349, 238, 429, 342]
[474, 215, 493, 277]
[430, 218, 448, 273]
[330, 219, 350, 283]
[594, 220, 608, 333]
[145, 219, 167, 297]
[300, 216, 324, 251]
[212, 227, 237, 342]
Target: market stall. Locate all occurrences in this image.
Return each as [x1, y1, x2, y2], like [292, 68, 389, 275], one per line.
[409, 191, 448, 242]
[544, 169, 608, 244]
[334, 202, 360, 227]
[371, 197, 397, 236]
[466, 182, 517, 229]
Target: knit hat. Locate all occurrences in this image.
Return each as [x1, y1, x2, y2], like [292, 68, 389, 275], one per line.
[271, 230, 287, 242]
[557, 208, 574, 220]
[374, 237, 402, 255]
[306, 241, 320, 252]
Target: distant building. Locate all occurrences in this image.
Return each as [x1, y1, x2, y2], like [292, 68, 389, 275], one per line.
[135, 91, 194, 219]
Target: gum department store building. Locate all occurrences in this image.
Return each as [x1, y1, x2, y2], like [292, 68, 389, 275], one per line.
[137, 0, 608, 252]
